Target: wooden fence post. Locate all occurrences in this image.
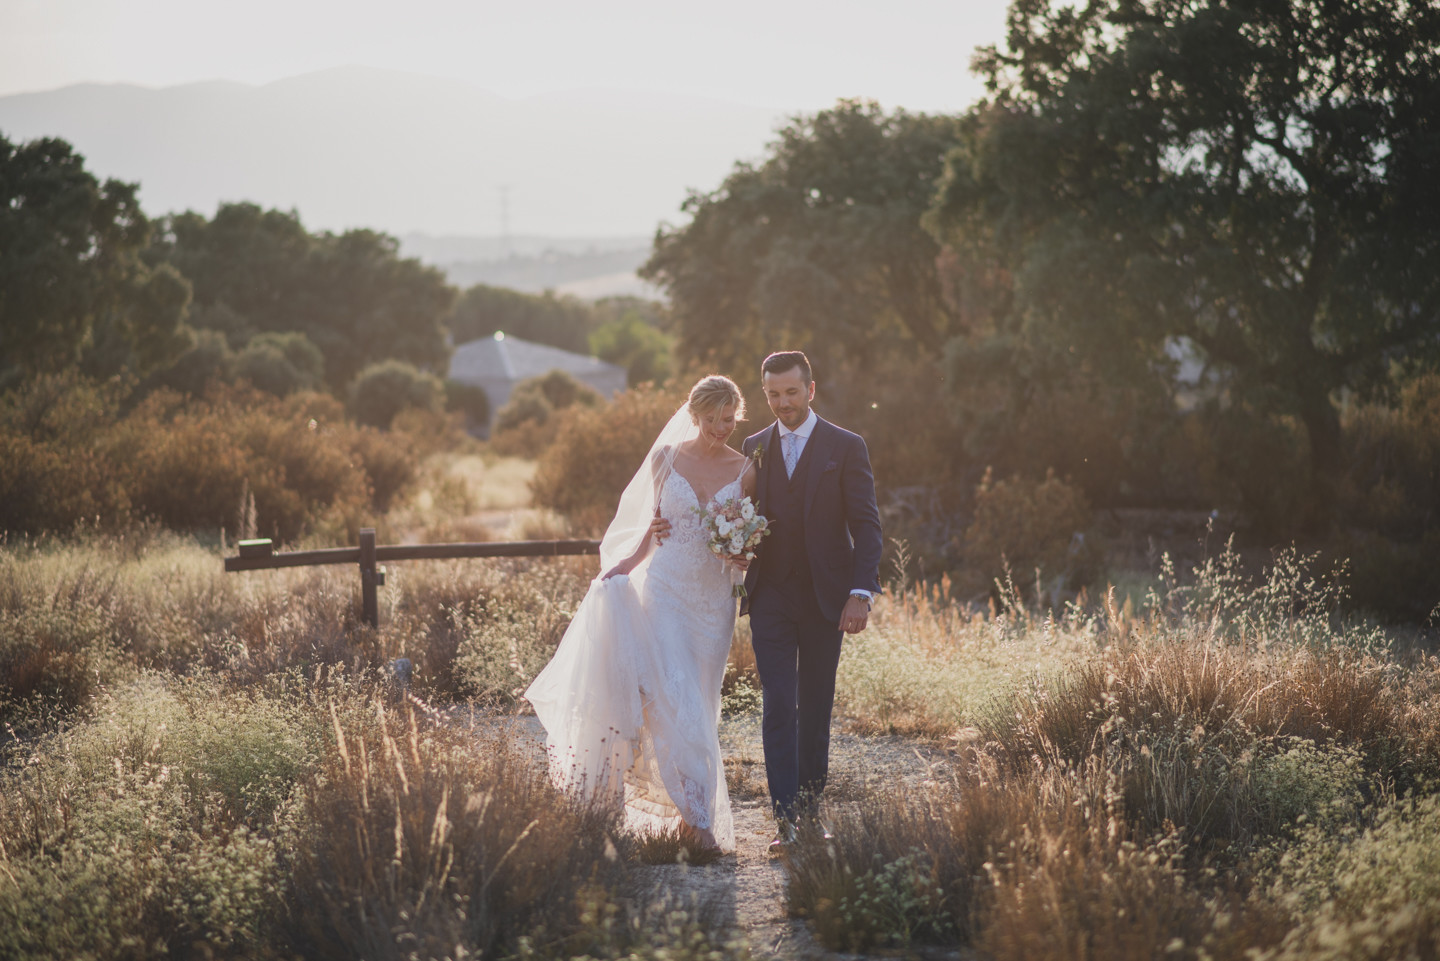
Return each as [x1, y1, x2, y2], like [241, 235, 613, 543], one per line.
[359, 528, 379, 629]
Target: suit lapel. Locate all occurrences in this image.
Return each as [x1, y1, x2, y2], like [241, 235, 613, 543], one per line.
[755, 423, 782, 516]
[802, 418, 838, 522]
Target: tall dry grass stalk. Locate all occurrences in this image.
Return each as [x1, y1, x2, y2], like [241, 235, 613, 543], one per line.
[281, 694, 626, 960]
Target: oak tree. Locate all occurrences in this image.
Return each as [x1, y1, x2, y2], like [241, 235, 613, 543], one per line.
[928, 0, 1440, 478]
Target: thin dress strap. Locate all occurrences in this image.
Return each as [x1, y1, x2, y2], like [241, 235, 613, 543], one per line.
[729, 452, 755, 497]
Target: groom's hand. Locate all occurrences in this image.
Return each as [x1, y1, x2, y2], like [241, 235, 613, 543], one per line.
[649, 516, 671, 544]
[840, 595, 870, 634]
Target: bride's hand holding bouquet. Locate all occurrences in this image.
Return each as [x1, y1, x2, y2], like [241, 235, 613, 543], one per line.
[696, 496, 769, 596]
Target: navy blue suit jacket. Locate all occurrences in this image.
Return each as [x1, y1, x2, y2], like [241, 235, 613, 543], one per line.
[740, 416, 883, 623]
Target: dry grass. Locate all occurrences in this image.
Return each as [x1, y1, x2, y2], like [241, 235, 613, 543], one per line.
[4, 517, 1437, 961]
[976, 804, 1287, 961]
[0, 669, 738, 960]
[629, 826, 728, 866]
[281, 693, 627, 960]
[0, 674, 321, 958]
[0, 531, 596, 731]
[980, 640, 1439, 848]
[784, 750, 1298, 961]
[783, 777, 1000, 952]
[836, 572, 1095, 738]
[784, 545, 1440, 959]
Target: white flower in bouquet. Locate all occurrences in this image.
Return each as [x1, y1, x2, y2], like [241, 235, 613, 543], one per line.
[694, 495, 771, 598]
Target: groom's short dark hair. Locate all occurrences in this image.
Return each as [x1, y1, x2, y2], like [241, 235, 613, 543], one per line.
[761, 351, 812, 385]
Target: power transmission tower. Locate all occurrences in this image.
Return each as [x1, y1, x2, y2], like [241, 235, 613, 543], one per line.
[498, 185, 512, 259]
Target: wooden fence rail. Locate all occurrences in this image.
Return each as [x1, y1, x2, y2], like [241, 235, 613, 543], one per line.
[224, 528, 601, 628]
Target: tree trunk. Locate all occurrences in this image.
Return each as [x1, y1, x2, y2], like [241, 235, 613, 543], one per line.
[1296, 382, 1341, 529]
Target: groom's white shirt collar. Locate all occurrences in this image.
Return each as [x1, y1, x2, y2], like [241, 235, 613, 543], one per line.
[776, 409, 818, 441]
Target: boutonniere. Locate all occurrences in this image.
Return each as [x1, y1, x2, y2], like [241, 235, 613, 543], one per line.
[751, 444, 766, 470]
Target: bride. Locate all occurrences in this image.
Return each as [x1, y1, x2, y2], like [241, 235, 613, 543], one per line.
[523, 375, 756, 854]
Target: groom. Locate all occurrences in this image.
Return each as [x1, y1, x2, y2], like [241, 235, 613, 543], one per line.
[740, 351, 883, 849]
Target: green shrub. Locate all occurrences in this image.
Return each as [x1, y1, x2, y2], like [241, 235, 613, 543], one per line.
[144, 327, 235, 397]
[451, 563, 588, 703]
[445, 285, 598, 353]
[1192, 403, 1321, 536]
[785, 784, 990, 952]
[444, 378, 491, 430]
[1340, 371, 1440, 538]
[233, 330, 325, 396]
[346, 359, 444, 429]
[494, 368, 602, 437]
[1257, 793, 1440, 960]
[589, 309, 673, 386]
[1332, 530, 1440, 623]
[494, 385, 555, 434]
[0, 676, 321, 958]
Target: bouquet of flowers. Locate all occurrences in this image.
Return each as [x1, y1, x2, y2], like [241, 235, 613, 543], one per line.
[695, 496, 770, 597]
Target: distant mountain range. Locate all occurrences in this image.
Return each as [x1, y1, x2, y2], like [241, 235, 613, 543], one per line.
[398, 233, 658, 299]
[0, 66, 786, 241]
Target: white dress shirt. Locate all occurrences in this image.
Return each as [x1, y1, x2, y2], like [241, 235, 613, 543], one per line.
[777, 410, 871, 604]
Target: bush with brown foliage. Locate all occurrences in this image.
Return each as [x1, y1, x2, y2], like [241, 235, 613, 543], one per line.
[960, 467, 1093, 598]
[530, 385, 683, 535]
[0, 375, 418, 543]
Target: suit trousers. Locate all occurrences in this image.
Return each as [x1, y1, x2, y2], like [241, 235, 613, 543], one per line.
[748, 577, 843, 822]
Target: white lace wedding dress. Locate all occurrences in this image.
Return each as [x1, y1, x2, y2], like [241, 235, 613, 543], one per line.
[524, 470, 740, 851]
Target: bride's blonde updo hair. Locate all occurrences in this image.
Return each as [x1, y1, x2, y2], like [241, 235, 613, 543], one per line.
[687, 374, 745, 422]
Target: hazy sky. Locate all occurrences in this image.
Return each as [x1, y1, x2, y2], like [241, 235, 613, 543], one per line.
[0, 0, 1010, 112]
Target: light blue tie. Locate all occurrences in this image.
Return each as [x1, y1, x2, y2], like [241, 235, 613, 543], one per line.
[783, 432, 799, 478]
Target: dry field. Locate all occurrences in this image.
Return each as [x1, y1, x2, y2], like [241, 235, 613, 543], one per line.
[2, 462, 1438, 959]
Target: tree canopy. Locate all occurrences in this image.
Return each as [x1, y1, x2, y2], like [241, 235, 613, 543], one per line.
[0, 134, 191, 384]
[589, 297, 673, 386]
[641, 101, 965, 379]
[149, 203, 455, 390]
[444, 284, 599, 354]
[927, 0, 1440, 477]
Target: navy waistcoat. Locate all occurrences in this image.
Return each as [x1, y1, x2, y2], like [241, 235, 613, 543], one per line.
[757, 439, 812, 587]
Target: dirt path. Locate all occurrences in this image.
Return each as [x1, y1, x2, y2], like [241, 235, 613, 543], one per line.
[635, 796, 819, 959]
[462, 709, 958, 959]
